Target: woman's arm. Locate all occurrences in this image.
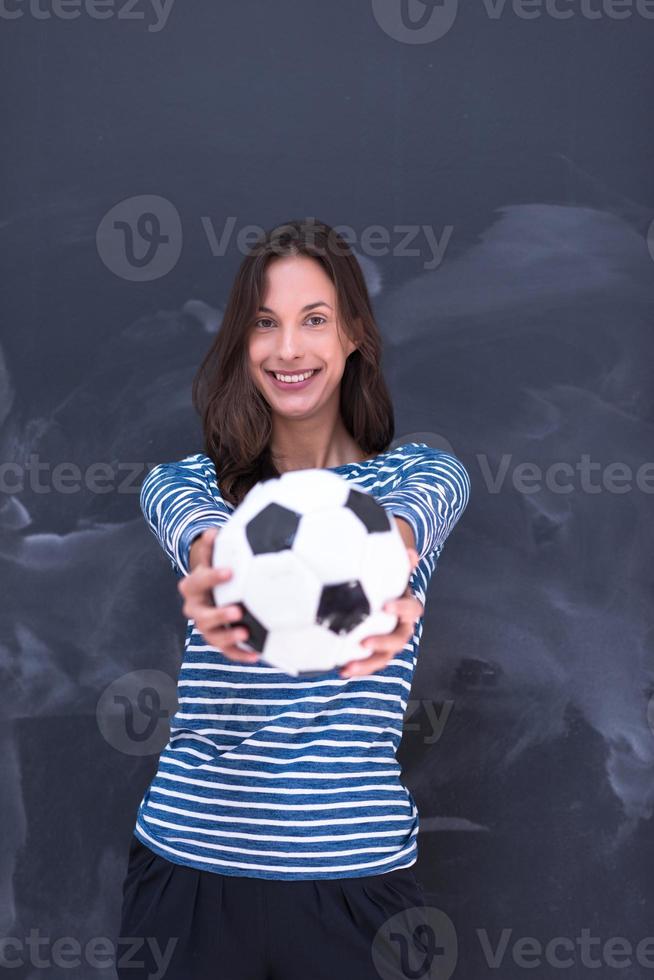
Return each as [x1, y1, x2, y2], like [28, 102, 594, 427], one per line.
[339, 446, 470, 678]
[393, 516, 418, 553]
[139, 458, 232, 577]
[189, 534, 210, 572]
[379, 445, 471, 562]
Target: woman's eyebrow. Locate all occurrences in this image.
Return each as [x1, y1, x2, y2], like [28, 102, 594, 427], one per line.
[258, 301, 333, 313]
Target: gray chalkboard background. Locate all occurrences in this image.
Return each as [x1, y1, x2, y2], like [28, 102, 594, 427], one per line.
[1, 2, 653, 978]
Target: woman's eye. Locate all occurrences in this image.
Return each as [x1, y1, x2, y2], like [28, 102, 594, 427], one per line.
[255, 316, 326, 329]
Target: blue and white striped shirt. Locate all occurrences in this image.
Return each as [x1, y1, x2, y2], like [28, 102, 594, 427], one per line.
[133, 442, 470, 880]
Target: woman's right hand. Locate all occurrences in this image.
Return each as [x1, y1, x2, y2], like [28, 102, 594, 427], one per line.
[177, 527, 260, 665]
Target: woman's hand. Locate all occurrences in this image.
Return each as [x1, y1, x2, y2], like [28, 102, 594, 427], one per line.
[338, 546, 424, 679]
[177, 528, 260, 665]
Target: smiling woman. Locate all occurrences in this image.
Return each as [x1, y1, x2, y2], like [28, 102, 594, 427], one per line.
[190, 219, 397, 490]
[119, 218, 471, 980]
[246, 255, 371, 466]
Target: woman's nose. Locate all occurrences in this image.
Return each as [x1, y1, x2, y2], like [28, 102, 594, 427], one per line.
[276, 327, 303, 358]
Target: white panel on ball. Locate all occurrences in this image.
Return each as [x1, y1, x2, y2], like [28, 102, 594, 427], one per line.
[270, 468, 351, 514]
[360, 529, 412, 610]
[293, 506, 367, 584]
[209, 521, 252, 604]
[261, 623, 342, 675]
[244, 550, 321, 630]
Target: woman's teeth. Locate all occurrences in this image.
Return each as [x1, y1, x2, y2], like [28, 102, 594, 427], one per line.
[271, 369, 318, 383]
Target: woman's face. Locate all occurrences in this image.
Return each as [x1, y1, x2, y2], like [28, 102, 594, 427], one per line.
[248, 255, 356, 419]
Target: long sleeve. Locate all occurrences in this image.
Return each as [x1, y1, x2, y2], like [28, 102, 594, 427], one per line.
[379, 444, 471, 562]
[139, 455, 233, 577]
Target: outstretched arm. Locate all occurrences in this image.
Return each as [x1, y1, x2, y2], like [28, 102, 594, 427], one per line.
[139, 458, 232, 577]
[340, 446, 471, 678]
[380, 446, 471, 563]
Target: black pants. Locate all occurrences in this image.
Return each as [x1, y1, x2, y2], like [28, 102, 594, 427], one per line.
[116, 834, 428, 980]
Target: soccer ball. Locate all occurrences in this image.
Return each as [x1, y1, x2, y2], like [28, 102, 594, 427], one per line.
[211, 468, 411, 676]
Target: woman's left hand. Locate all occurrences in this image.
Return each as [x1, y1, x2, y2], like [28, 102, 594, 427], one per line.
[338, 547, 424, 678]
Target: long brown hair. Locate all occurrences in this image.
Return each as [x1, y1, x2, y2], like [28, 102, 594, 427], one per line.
[191, 218, 395, 507]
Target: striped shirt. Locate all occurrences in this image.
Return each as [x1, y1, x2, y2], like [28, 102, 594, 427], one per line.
[133, 441, 471, 880]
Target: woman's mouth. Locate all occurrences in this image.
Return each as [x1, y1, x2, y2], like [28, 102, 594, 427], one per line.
[265, 368, 321, 391]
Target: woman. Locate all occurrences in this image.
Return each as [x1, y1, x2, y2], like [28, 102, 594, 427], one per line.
[117, 219, 471, 980]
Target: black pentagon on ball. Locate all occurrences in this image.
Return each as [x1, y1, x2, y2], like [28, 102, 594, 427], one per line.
[232, 606, 268, 654]
[317, 581, 370, 635]
[345, 488, 392, 533]
[246, 502, 301, 555]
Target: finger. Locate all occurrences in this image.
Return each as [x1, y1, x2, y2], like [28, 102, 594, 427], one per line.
[181, 593, 229, 621]
[179, 563, 233, 595]
[407, 546, 419, 571]
[383, 594, 424, 621]
[358, 630, 409, 657]
[222, 648, 262, 664]
[361, 615, 415, 652]
[200, 622, 251, 649]
[339, 650, 394, 678]
[189, 603, 245, 630]
[355, 606, 414, 653]
[178, 564, 233, 600]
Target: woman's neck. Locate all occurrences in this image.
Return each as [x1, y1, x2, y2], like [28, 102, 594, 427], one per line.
[270, 423, 368, 473]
